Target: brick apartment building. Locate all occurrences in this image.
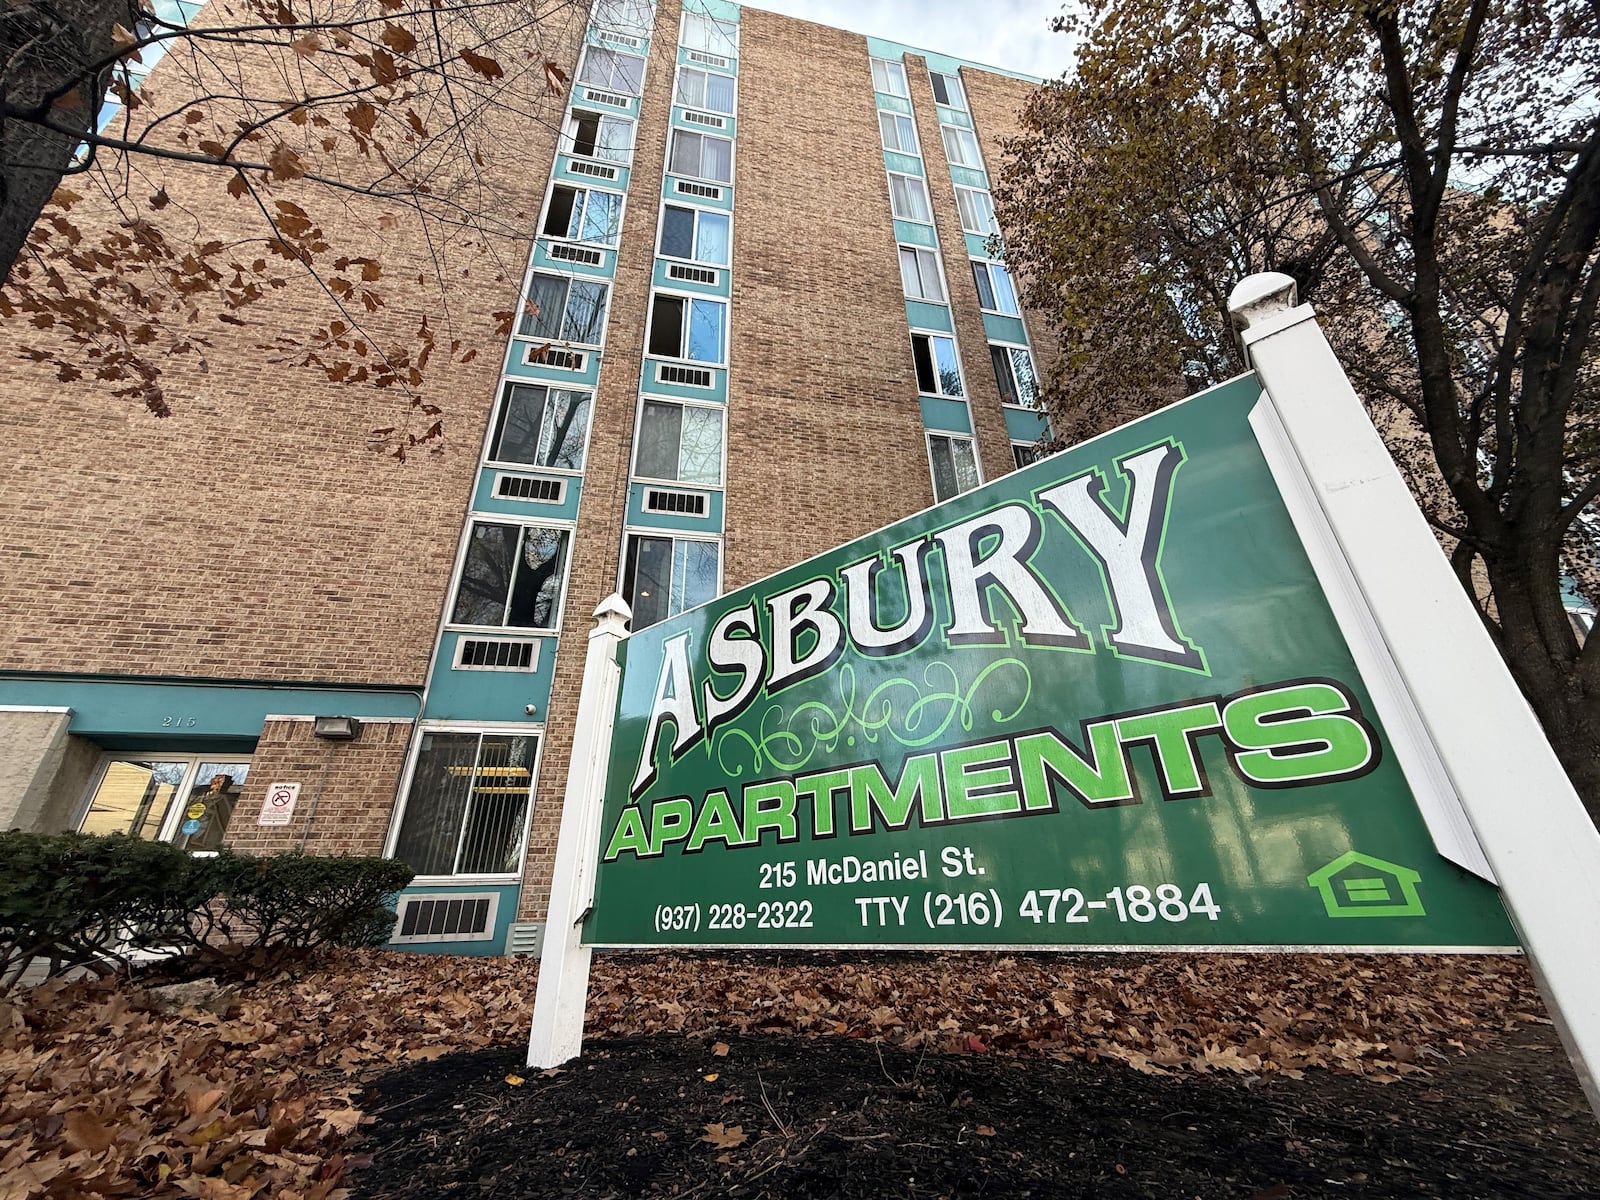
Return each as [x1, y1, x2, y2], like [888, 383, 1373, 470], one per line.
[0, 0, 1051, 954]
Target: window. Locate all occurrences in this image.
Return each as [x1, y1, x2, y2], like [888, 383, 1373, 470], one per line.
[577, 46, 646, 94]
[1013, 442, 1042, 470]
[911, 332, 963, 396]
[648, 294, 726, 363]
[591, 0, 653, 38]
[518, 273, 608, 345]
[879, 111, 918, 154]
[451, 521, 570, 629]
[635, 399, 723, 485]
[393, 732, 535, 877]
[669, 129, 733, 183]
[955, 186, 999, 235]
[991, 345, 1038, 407]
[928, 433, 980, 501]
[659, 203, 730, 265]
[871, 57, 908, 97]
[971, 260, 1019, 314]
[78, 757, 249, 852]
[898, 245, 944, 302]
[542, 185, 622, 246]
[489, 383, 592, 470]
[682, 12, 738, 55]
[565, 109, 633, 162]
[624, 535, 720, 629]
[941, 125, 981, 168]
[887, 172, 931, 222]
[676, 66, 735, 114]
[929, 70, 966, 109]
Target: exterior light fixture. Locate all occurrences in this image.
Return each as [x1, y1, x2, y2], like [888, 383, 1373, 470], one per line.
[312, 715, 361, 741]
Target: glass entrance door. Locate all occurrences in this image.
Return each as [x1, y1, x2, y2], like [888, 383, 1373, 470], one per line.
[78, 757, 251, 852]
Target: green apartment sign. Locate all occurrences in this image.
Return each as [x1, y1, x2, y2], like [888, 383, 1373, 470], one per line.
[582, 375, 1516, 951]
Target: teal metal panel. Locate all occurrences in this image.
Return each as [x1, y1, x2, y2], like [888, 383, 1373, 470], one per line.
[675, 45, 738, 73]
[688, 0, 740, 21]
[624, 482, 726, 533]
[904, 300, 952, 332]
[424, 632, 556, 722]
[882, 150, 923, 177]
[641, 357, 728, 402]
[502, 339, 603, 388]
[919, 396, 973, 434]
[893, 220, 937, 248]
[0, 677, 419, 739]
[651, 258, 732, 299]
[937, 106, 973, 129]
[573, 85, 639, 118]
[386, 883, 522, 958]
[964, 232, 994, 257]
[552, 156, 631, 193]
[669, 108, 737, 139]
[875, 93, 912, 116]
[1004, 405, 1051, 443]
[982, 312, 1029, 343]
[863, 36, 1041, 85]
[471, 469, 583, 523]
[530, 240, 616, 279]
[949, 165, 988, 190]
[662, 175, 733, 211]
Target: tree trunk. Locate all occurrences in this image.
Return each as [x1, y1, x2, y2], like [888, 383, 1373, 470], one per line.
[0, 0, 137, 284]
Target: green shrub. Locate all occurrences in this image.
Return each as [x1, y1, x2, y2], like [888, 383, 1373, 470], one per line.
[0, 832, 415, 986]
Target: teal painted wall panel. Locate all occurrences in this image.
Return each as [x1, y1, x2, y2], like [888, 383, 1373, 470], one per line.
[662, 175, 733, 211]
[919, 396, 973, 434]
[552, 156, 630, 193]
[424, 633, 555, 722]
[882, 150, 923, 177]
[904, 300, 952, 332]
[641, 358, 728, 402]
[669, 108, 737, 139]
[651, 259, 732, 298]
[875, 93, 911, 116]
[530, 240, 617, 279]
[863, 36, 1040, 84]
[573, 85, 639, 118]
[893, 220, 937, 248]
[386, 882, 523, 957]
[963, 232, 993, 258]
[982, 312, 1029, 343]
[675, 45, 739, 72]
[1004, 405, 1051, 443]
[502, 338, 603, 388]
[0, 678, 419, 740]
[470, 469, 583, 523]
[625, 482, 726, 533]
[949, 164, 988, 190]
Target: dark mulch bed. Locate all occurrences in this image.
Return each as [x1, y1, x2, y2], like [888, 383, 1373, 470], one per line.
[348, 1025, 1600, 1199]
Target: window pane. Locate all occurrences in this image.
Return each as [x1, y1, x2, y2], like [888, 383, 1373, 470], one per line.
[688, 299, 725, 362]
[580, 190, 620, 244]
[705, 72, 735, 113]
[562, 279, 608, 344]
[453, 522, 519, 625]
[952, 437, 980, 491]
[890, 175, 930, 222]
[696, 211, 729, 265]
[684, 13, 737, 54]
[394, 733, 480, 876]
[80, 759, 186, 838]
[670, 130, 700, 176]
[637, 400, 683, 479]
[570, 112, 598, 156]
[972, 262, 996, 310]
[1009, 348, 1038, 407]
[172, 762, 248, 853]
[596, 115, 632, 161]
[899, 248, 920, 297]
[990, 346, 1017, 404]
[649, 295, 684, 356]
[676, 69, 706, 109]
[932, 335, 963, 396]
[538, 389, 590, 469]
[626, 536, 673, 629]
[929, 436, 958, 501]
[506, 526, 569, 629]
[1013, 443, 1042, 469]
[873, 59, 907, 97]
[990, 262, 1019, 314]
[544, 187, 578, 238]
[911, 335, 936, 393]
[930, 72, 950, 105]
[880, 112, 913, 153]
[491, 383, 549, 464]
[942, 126, 979, 166]
[661, 206, 695, 258]
[520, 274, 566, 339]
[701, 135, 732, 182]
[673, 540, 719, 613]
[455, 735, 534, 875]
[679, 404, 723, 484]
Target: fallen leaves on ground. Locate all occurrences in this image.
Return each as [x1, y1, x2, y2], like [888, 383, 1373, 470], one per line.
[0, 949, 1543, 1197]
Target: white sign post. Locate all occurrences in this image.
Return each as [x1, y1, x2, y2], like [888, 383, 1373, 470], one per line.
[1230, 272, 1600, 1115]
[257, 781, 300, 827]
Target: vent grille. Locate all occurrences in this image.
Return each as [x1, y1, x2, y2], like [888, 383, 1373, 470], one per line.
[666, 263, 718, 285]
[494, 473, 566, 503]
[454, 636, 541, 671]
[525, 345, 587, 371]
[601, 33, 645, 50]
[686, 50, 730, 67]
[584, 87, 631, 108]
[547, 242, 604, 266]
[656, 363, 713, 387]
[391, 893, 500, 944]
[682, 110, 726, 128]
[505, 921, 544, 955]
[566, 159, 619, 180]
[644, 487, 709, 516]
[674, 180, 721, 199]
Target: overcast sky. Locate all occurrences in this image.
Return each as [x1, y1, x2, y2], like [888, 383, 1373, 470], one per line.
[739, 0, 1075, 81]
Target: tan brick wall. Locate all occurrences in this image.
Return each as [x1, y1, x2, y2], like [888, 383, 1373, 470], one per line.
[0, 3, 588, 687]
[224, 718, 413, 856]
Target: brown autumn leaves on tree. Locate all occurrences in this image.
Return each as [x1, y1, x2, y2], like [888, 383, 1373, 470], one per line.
[0, 0, 587, 455]
[994, 0, 1600, 819]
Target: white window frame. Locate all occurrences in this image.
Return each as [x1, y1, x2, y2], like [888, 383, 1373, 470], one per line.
[674, 65, 737, 116]
[482, 379, 597, 475]
[541, 182, 626, 248]
[655, 200, 732, 267]
[971, 258, 1020, 315]
[618, 529, 725, 630]
[929, 70, 966, 110]
[926, 432, 983, 502]
[668, 127, 735, 184]
[887, 171, 932, 223]
[384, 721, 545, 886]
[562, 107, 635, 165]
[871, 57, 908, 97]
[517, 269, 610, 348]
[878, 110, 919, 156]
[444, 515, 576, 635]
[954, 185, 999, 236]
[576, 44, 647, 95]
[645, 289, 729, 366]
[990, 342, 1040, 409]
[898, 244, 945, 303]
[631, 395, 727, 488]
[911, 329, 966, 398]
[1012, 441, 1043, 470]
